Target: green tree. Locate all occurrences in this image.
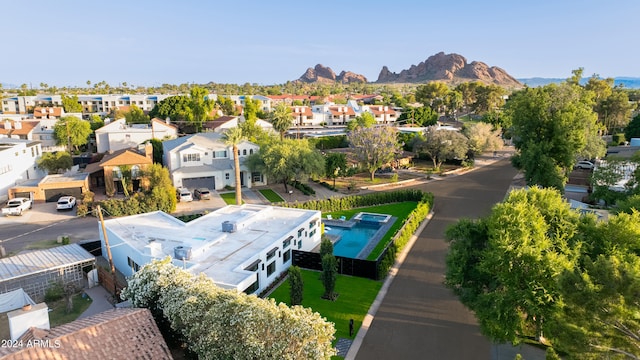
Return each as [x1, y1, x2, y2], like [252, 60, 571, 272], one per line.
[36, 151, 73, 174]
[145, 138, 164, 164]
[122, 258, 336, 359]
[444, 90, 464, 119]
[222, 127, 245, 205]
[88, 114, 104, 131]
[346, 112, 376, 131]
[320, 253, 338, 300]
[216, 96, 237, 116]
[243, 96, 260, 121]
[463, 122, 503, 156]
[347, 126, 402, 180]
[124, 104, 150, 124]
[319, 237, 334, 259]
[148, 95, 192, 123]
[414, 126, 469, 170]
[189, 86, 214, 132]
[142, 163, 177, 213]
[445, 187, 581, 344]
[472, 84, 507, 114]
[507, 82, 598, 190]
[325, 152, 347, 188]
[61, 94, 83, 113]
[415, 82, 449, 111]
[624, 113, 640, 141]
[269, 102, 293, 140]
[53, 116, 92, 153]
[288, 265, 304, 306]
[590, 156, 640, 205]
[597, 90, 633, 134]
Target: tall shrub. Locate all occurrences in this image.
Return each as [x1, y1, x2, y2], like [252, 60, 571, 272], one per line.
[288, 266, 304, 306]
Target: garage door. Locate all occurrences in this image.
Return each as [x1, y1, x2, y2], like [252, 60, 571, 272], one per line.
[182, 176, 215, 190]
[44, 188, 83, 202]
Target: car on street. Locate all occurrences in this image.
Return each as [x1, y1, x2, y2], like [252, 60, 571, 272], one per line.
[194, 188, 212, 200]
[2, 197, 33, 216]
[575, 160, 595, 170]
[56, 196, 77, 211]
[177, 187, 193, 202]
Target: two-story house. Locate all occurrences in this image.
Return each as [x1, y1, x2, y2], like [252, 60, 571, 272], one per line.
[84, 143, 153, 196]
[95, 118, 178, 153]
[0, 138, 45, 202]
[163, 132, 266, 191]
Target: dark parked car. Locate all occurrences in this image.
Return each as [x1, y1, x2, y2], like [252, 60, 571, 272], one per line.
[194, 188, 212, 200]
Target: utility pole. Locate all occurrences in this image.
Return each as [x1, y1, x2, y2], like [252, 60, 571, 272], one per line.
[97, 205, 118, 302]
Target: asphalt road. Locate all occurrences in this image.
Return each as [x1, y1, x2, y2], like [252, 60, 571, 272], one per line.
[355, 158, 519, 360]
[0, 216, 99, 255]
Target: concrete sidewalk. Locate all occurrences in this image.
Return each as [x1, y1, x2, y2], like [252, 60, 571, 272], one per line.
[78, 285, 115, 319]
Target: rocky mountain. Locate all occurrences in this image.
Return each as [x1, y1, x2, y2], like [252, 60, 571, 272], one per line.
[376, 52, 521, 87]
[297, 64, 367, 84]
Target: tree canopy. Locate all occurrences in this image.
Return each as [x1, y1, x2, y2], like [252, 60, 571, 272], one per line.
[462, 122, 503, 156]
[346, 112, 376, 131]
[124, 104, 150, 124]
[347, 126, 402, 180]
[122, 258, 336, 359]
[414, 126, 469, 170]
[61, 94, 82, 113]
[53, 116, 92, 153]
[269, 102, 293, 140]
[506, 81, 600, 190]
[148, 95, 192, 123]
[446, 186, 640, 358]
[397, 106, 439, 127]
[36, 151, 73, 174]
[625, 113, 640, 141]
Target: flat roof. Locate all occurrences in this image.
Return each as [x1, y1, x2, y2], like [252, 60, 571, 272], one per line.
[40, 173, 89, 184]
[0, 244, 95, 283]
[104, 204, 320, 289]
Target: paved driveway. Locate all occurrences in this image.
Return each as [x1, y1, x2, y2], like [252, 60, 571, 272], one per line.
[354, 159, 522, 360]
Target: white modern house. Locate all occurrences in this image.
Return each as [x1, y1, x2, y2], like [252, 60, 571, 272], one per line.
[95, 118, 178, 153]
[1, 94, 173, 115]
[163, 132, 266, 190]
[0, 139, 45, 202]
[99, 204, 322, 294]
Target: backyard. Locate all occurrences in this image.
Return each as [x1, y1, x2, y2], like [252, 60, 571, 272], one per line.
[269, 269, 382, 350]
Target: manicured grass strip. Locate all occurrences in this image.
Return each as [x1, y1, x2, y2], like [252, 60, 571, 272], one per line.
[269, 269, 382, 344]
[326, 201, 418, 260]
[220, 192, 243, 205]
[259, 189, 285, 203]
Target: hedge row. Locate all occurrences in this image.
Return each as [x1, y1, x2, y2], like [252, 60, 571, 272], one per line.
[284, 189, 431, 213]
[291, 180, 315, 195]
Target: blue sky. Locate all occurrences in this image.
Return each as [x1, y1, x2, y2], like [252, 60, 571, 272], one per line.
[2, 0, 638, 88]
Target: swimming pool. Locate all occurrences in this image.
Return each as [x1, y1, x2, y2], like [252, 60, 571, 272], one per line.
[326, 223, 382, 258]
[353, 212, 392, 224]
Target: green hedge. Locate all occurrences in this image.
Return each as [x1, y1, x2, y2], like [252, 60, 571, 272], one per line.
[284, 189, 431, 213]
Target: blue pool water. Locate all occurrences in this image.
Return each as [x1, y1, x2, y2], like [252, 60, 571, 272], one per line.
[358, 213, 388, 222]
[326, 223, 381, 258]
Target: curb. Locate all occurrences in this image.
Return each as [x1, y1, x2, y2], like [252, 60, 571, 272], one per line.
[345, 211, 434, 360]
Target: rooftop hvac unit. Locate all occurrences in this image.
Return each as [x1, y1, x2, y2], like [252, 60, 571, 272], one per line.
[174, 246, 192, 261]
[222, 220, 237, 233]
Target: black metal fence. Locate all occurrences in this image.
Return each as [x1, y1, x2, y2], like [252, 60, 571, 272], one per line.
[293, 245, 394, 281]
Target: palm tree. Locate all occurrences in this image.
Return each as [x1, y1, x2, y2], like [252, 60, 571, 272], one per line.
[269, 102, 293, 140]
[223, 127, 245, 205]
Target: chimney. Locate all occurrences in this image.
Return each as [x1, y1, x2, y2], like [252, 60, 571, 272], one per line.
[4, 119, 11, 130]
[14, 121, 22, 130]
[165, 117, 170, 124]
[145, 142, 153, 161]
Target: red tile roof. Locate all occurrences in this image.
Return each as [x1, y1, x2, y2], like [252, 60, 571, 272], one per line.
[33, 107, 64, 118]
[289, 106, 313, 117]
[0, 120, 38, 136]
[0, 308, 172, 360]
[328, 106, 356, 116]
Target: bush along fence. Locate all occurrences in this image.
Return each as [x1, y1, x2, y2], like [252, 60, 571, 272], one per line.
[290, 189, 434, 280]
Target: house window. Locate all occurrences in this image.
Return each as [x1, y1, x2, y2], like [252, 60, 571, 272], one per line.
[182, 153, 201, 162]
[267, 261, 276, 276]
[310, 229, 316, 237]
[298, 228, 304, 238]
[283, 249, 291, 263]
[244, 259, 261, 272]
[242, 149, 247, 155]
[249, 149, 253, 155]
[243, 275, 259, 294]
[225, 173, 230, 180]
[213, 150, 227, 158]
[128, 257, 140, 272]
[112, 166, 122, 179]
[283, 236, 293, 248]
[266, 247, 278, 261]
[131, 165, 141, 178]
[298, 241, 302, 249]
[252, 172, 263, 182]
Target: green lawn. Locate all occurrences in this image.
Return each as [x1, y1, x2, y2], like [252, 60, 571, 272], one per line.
[220, 192, 243, 205]
[326, 201, 418, 260]
[259, 189, 285, 203]
[269, 269, 382, 343]
[49, 293, 93, 327]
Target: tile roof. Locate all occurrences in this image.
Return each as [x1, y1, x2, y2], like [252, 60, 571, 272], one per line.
[100, 149, 152, 167]
[0, 121, 38, 136]
[33, 107, 64, 118]
[0, 308, 172, 359]
[289, 106, 313, 117]
[328, 106, 356, 116]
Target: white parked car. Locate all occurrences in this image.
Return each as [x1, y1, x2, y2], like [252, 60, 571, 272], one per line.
[177, 187, 193, 202]
[575, 160, 595, 170]
[2, 197, 32, 216]
[56, 196, 77, 211]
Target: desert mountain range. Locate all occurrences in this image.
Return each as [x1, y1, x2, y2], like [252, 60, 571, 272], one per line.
[296, 52, 522, 87]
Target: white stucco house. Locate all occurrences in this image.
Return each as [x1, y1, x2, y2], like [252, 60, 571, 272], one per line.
[95, 118, 178, 153]
[0, 138, 45, 202]
[99, 204, 322, 294]
[163, 132, 266, 190]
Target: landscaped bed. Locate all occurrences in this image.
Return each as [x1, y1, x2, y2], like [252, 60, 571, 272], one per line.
[258, 188, 285, 203]
[220, 192, 243, 205]
[269, 268, 382, 347]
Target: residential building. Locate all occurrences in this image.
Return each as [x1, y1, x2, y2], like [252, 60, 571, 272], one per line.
[0, 120, 39, 140]
[163, 132, 266, 190]
[362, 105, 398, 124]
[95, 118, 177, 153]
[0, 308, 172, 359]
[31, 119, 65, 152]
[202, 116, 274, 134]
[99, 204, 322, 294]
[2, 94, 172, 115]
[84, 143, 153, 196]
[0, 138, 44, 202]
[8, 172, 89, 201]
